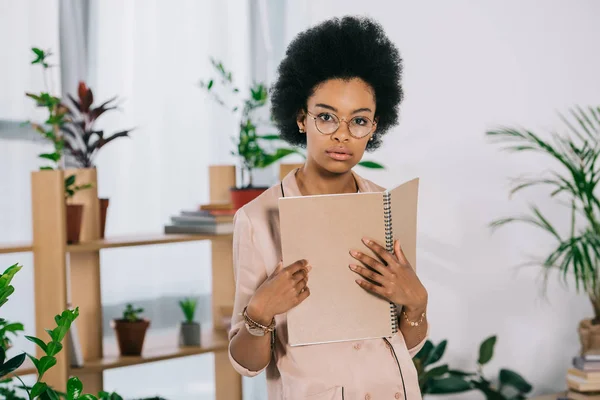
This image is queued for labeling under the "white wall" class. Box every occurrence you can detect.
[282,0,600,397]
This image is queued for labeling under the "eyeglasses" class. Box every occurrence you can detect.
[306,111,376,139]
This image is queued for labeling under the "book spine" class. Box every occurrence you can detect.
[384,191,399,334]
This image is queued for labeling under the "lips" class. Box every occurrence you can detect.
[325,146,353,161]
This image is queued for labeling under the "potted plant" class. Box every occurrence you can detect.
[178,297,200,347]
[486,105,600,354]
[61,81,134,238]
[112,303,150,356]
[199,59,301,208]
[26,48,94,244]
[413,335,532,398]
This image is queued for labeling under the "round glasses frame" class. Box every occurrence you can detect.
[306,111,376,139]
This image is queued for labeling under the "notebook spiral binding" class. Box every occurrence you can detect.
[383,191,399,334]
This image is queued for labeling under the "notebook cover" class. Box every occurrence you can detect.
[278,178,418,346]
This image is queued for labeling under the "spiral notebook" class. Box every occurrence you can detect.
[278,178,419,346]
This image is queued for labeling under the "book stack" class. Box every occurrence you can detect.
[164,202,237,235]
[566,354,600,399]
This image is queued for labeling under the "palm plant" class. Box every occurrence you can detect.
[486,106,600,335]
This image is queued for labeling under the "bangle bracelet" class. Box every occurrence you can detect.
[243,306,275,332]
[402,310,426,327]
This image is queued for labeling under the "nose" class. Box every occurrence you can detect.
[331,120,351,143]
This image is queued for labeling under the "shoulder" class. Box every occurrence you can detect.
[353,171,386,193]
[233,183,282,227]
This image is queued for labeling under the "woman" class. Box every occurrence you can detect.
[228,15,429,399]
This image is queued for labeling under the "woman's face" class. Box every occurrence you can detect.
[298,78,377,175]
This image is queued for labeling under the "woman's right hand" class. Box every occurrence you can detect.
[247,259,311,324]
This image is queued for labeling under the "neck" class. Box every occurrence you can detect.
[295,162,358,196]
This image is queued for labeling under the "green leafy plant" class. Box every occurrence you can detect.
[413,335,532,399]
[122,304,144,322]
[200,59,300,188]
[0,320,24,351]
[26,48,92,198]
[61,81,134,168]
[486,106,600,322]
[178,298,197,323]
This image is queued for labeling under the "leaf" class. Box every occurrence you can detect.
[358,160,385,169]
[0,264,22,290]
[65,174,76,187]
[67,376,83,400]
[40,166,54,171]
[499,368,532,393]
[448,369,476,377]
[427,376,472,394]
[25,336,48,353]
[27,354,40,372]
[37,355,57,377]
[207,79,214,90]
[425,339,447,366]
[31,382,49,398]
[43,388,61,400]
[46,341,63,357]
[0,353,25,378]
[79,395,99,400]
[422,364,449,380]
[257,134,281,140]
[413,340,433,362]
[478,335,497,365]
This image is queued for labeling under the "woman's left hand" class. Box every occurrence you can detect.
[349,237,428,311]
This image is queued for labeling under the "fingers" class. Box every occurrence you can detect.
[285,259,311,275]
[349,264,385,285]
[294,275,308,292]
[394,239,410,267]
[274,260,283,274]
[355,278,385,298]
[297,286,311,303]
[361,237,397,266]
[350,249,389,277]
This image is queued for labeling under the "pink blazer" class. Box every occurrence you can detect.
[228,168,429,400]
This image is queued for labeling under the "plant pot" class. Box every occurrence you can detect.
[578,318,600,355]
[99,198,109,238]
[230,187,268,209]
[179,322,201,347]
[112,319,150,356]
[66,204,84,244]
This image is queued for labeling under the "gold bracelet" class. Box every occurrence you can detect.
[402,310,426,327]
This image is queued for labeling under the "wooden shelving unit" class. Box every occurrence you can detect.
[2,164,284,399]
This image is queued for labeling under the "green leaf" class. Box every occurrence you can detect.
[207,79,214,90]
[478,335,497,365]
[45,329,55,341]
[37,355,57,377]
[425,339,447,366]
[422,364,449,381]
[40,166,54,171]
[43,388,61,400]
[427,376,472,394]
[0,264,21,291]
[448,369,476,377]
[67,376,83,400]
[79,395,99,400]
[49,308,78,343]
[358,160,385,169]
[499,368,532,393]
[25,336,48,353]
[46,341,63,357]
[31,382,48,398]
[0,353,26,378]
[257,134,281,140]
[65,175,76,187]
[27,354,40,372]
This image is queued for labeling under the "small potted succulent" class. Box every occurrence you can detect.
[112,303,150,356]
[178,297,200,346]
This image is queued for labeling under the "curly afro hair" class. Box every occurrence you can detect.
[270,15,403,151]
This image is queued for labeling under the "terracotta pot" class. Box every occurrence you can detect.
[578,318,600,355]
[230,187,268,209]
[99,198,109,238]
[66,204,84,244]
[112,319,150,356]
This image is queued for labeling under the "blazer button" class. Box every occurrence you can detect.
[395,392,402,399]
[364,394,371,400]
[353,343,361,350]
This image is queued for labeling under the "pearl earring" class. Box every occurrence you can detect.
[299,128,305,133]
[369,137,374,141]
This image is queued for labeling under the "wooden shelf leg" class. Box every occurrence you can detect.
[31,170,69,392]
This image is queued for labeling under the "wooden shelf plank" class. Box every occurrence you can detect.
[0,242,33,254]
[71,329,229,373]
[67,233,233,252]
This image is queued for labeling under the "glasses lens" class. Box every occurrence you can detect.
[315,113,339,134]
[349,117,373,138]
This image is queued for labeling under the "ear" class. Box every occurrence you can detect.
[296,109,307,133]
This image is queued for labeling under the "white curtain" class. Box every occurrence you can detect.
[86,1,259,398]
[0,0,61,375]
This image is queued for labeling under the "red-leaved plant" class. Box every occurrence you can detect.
[61,82,134,168]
